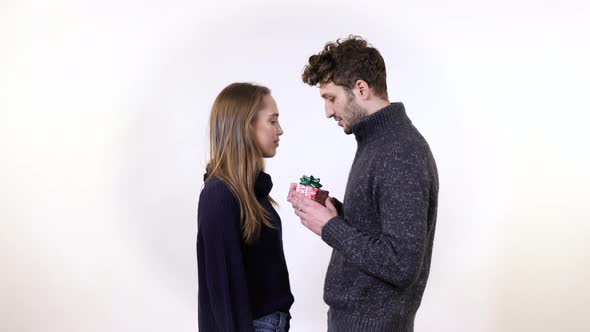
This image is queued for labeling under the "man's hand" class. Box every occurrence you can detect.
[287,191,338,236]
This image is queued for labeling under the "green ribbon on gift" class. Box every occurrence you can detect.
[299,175,323,188]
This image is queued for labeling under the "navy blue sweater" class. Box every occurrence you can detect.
[197,171,294,331]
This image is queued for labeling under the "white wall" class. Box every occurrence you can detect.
[2,1,589,331]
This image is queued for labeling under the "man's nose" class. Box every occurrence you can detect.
[325,105,335,118]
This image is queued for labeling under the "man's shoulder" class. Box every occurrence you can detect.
[368,134,435,182]
[374,135,429,161]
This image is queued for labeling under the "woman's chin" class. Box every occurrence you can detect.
[263,150,277,158]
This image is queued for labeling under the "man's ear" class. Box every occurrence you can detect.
[354,80,370,100]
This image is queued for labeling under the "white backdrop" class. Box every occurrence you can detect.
[2,0,589,331]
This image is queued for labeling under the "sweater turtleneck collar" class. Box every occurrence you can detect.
[351,102,408,143]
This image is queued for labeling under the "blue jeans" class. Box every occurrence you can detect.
[253,311,290,332]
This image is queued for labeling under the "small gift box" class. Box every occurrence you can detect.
[288,175,329,206]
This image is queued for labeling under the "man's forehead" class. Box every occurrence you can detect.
[319,82,338,96]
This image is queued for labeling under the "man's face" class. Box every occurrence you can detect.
[319,82,368,135]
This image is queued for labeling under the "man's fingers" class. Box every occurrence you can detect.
[325,196,337,213]
[294,192,305,199]
[294,207,305,218]
[299,217,308,228]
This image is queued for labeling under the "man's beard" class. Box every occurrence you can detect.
[343,94,369,135]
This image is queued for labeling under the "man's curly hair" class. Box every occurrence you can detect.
[302,35,388,99]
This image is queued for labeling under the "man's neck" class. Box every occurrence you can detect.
[365,99,391,115]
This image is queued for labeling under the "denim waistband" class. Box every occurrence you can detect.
[254,311,290,328]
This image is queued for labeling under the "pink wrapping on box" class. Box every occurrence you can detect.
[287,182,329,206]
[290,183,319,200]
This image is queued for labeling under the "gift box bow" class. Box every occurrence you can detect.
[299,175,323,188]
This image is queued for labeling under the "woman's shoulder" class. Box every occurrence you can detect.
[198,177,241,230]
[199,177,238,207]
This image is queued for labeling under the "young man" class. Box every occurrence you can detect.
[288,36,439,331]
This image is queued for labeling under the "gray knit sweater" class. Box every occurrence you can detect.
[321,103,439,332]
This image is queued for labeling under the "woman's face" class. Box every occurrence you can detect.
[252,94,283,158]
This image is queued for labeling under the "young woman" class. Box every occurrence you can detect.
[197,83,293,331]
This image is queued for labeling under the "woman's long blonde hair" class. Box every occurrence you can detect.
[206,82,275,244]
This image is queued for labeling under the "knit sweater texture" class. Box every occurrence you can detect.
[197,172,294,332]
[321,103,439,332]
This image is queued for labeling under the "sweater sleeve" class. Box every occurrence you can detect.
[321,156,431,289]
[198,181,254,332]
